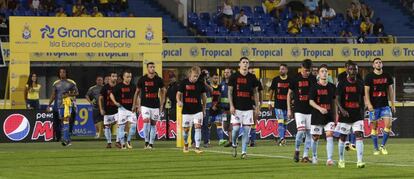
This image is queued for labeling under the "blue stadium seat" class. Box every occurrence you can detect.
[254,6,264,14]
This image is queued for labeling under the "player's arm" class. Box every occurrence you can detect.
[388,84,396,113]
[202,92,207,115]
[335,94,348,117]
[253,87,260,112]
[205,83,213,94]
[228,86,235,115]
[309,100,327,114]
[132,87,141,113]
[268,88,274,110]
[47,89,56,112]
[159,87,166,111]
[287,89,293,118]
[176,91,183,107]
[364,86,373,111]
[110,92,121,107]
[98,95,105,115]
[85,88,93,104]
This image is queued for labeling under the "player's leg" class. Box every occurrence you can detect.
[223,111,233,147]
[380,107,392,155]
[103,115,113,148]
[325,122,335,166]
[182,114,191,152]
[276,109,286,146]
[249,110,258,147]
[294,113,306,162]
[336,122,351,168]
[231,111,241,157]
[93,109,102,138]
[353,120,365,168]
[148,108,160,149]
[310,125,322,164]
[126,113,137,149]
[302,114,312,162]
[241,110,253,159]
[201,109,210,148]
[369,109,380,154]
[142,107,151,149]
[194,112,203,153]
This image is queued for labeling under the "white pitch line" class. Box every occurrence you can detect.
[169,148,414,167]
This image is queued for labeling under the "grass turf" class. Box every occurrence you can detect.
[1,138,414,178]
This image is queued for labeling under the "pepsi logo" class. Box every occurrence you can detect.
[3,114,31,141]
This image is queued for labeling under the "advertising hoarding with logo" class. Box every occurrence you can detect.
[0,110,54,143]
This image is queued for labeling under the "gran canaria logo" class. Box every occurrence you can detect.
[341,47,351,57]
[190,47,199,57]
[241,47,250,57]
[39,26,136,39]
[40,25,55,39]
[392,47,401,57]
[22,23,31,40]
[291,47,300,57]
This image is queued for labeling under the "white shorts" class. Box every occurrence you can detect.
[335,120,364,135]
[117,107,137,124]
[182,112,203,128]
[231,110,254,125]
[141,106,160,121]
[103,114,118,125]
[295,113,311,130]
[311,122,336,135]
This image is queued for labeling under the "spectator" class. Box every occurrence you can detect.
[56,7,67,17]
[340,30,356,44]
[25,73,41,110]
[262,0,286,19]
[360,16,373,35]
[305,11,319,28]
[92,6,104,17]
[347,2,361,21]
[287,16,302,35]
[321,3,336,21]
[104,75,110,85]
[373,18,384,36]
[86,76,104,139]
[73,1,84,16]
[304,0,319,14]
[99,0,110,12]
[165,72,179,121]
[8,0,18,10]
[235,9,248,29]
[360,2,374,19]
[162,31,168,43]
[30,0,41,10]
[222,0,233,29]
[42,0,56,13]
[0,14,9,40]
[80,8,91,17]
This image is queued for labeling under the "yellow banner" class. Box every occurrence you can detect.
[162,43,414,62]
[3,43,414,62]
[9,17,162,53]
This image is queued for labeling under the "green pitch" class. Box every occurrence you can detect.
[1,139,414,178]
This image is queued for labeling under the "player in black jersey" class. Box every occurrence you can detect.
[269,64,291,146]
[177,66,207,154]
[364,58,395,155]
[228,57,259,159]
[133,62,166,149]
[288,59,317,163]
[110,70,137,149]
[99,71,118,148]
[335,62,366,168]
[309,64,337,166]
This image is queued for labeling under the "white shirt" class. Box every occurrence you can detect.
[237,14,247,24]
[322,8,336,18]
[223,2,233,15]
[32,0,40,9]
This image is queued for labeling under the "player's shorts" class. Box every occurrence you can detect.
[231,110,254,125]
[369,106,392,121]
[311,122,335,135]
[335,120,364,135]
[141,106,160,121]
[295,113,311,131]
[117,107,137,124]
[275,108,288,123]
[103,114,118,125]
[58,107,72,119]
[93,109,103,124]
[182,112,203,128]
